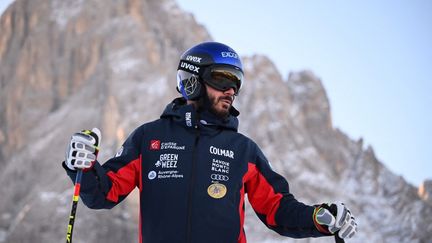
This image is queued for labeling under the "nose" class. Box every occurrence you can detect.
[223,87,235,96]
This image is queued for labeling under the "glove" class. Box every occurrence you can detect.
[65,128,101,171]
[313,202,357,239]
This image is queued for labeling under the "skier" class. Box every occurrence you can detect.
[63,42,357,243]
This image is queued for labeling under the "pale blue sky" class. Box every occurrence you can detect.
[1,0,431,186]
[175,0,432,186]
[0,1,10,15]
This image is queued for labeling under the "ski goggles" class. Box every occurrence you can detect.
[202,65,243,94]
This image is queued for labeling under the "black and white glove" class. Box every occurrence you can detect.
[313,202,357,239]
[65,128,101,171]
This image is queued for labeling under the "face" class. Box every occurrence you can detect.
[205,84,235,118]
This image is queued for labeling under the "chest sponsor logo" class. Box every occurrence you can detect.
[209,146,234,159]
[148,171,157,180]
[150,140,161,150]
[151,140,186,151]
[207,183,227,199]
[155,153,178,168]
[156,170,184,179]
[161,142,185,150]
[211,158,230,174]
[150,153,184,180]
[211,173,229,182]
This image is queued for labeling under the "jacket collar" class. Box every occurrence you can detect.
[161,97,239,132]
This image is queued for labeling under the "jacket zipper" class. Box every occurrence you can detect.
[186,122,201,243]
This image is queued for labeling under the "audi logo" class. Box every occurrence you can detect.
[211,174,229,181]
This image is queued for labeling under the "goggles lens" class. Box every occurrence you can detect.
[203,66,243,94]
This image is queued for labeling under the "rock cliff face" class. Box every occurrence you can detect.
[0,0,208,164]
[419,180,432,205]
[239,57,432,243]
[0,0,431,242]
[0,0,209,242]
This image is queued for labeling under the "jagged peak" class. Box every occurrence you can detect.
[243,54,282,80]
[286,70,325,98]
[240,54,285,98]
[419,179,432,205]
[286,70,332,130]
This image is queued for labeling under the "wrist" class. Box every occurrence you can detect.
[82,161,96,172]
[62,161,76,171]
[313,207,331,235]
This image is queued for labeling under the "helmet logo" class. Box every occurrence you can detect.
[186,55,202,63]
[221,52,238,59]
[180,61,200,74]
[184,76,199,96]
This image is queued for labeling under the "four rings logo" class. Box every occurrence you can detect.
[211,174,229,181]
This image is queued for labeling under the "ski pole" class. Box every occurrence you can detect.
[66,169,83,243]
[335,233,345,243]
[320,203,345,243]
[330,207,345,243]
[65,128,101,243]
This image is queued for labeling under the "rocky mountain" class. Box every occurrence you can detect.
[419,180,432,206]
[0,0,431,242]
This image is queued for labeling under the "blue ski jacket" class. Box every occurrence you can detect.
[64,98,327,243]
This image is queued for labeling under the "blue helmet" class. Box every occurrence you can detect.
[177,42,244,100]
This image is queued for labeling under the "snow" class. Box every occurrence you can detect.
[109,47,143,75]
[290,82,308,96]
[242,57,255,73]
[162,0,183,16]
[267,121,282,132]
[97,16,137,35]
[142,76,169,97]
[50,0,84,28]
[0,230,5,242]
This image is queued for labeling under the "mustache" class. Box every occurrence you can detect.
[219,95,234,103]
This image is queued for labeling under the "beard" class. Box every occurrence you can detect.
[206,94,233,119]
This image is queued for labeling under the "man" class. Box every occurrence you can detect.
[64,42,357,243]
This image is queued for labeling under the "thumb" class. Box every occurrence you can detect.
[91,128,101,143]
[315,207,340,233]
[315,207,336,226]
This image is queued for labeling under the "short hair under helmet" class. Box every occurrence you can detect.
[177,42,244,100]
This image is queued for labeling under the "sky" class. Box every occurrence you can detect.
[0,1,9,16]
[178,0,432,187]
[1,0,431,186]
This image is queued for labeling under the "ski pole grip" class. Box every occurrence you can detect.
[326,204,345,243]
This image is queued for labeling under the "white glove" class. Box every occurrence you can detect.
[313,202,357,239]
[65,128,101,170]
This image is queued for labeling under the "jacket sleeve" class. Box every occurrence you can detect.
[63,127,142,209]
[244,146,327,238]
